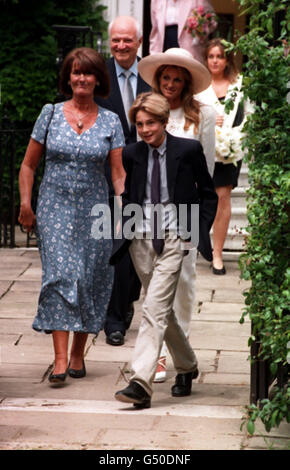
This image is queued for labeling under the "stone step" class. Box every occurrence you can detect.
[224,228,248,251]
[228,208,248,232]
[211,163,249,252]
[231,206,247,215]
[238,165,249,188]
[221,251,243,261]
[211,226,247,252]
[231,187,247,207]
[210,208,247,232]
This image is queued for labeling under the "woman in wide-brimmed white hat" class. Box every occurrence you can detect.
[138,48,215,175]
[138,47,216,383]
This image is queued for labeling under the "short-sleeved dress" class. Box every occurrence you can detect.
[31,102,124,334]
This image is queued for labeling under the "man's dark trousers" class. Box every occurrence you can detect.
[96,57,150,338]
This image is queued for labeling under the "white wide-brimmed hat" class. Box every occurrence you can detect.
[138,48,211,94]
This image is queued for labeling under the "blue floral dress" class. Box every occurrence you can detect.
[31,102,124,334]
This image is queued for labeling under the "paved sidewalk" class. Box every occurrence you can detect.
[0,248,289,451]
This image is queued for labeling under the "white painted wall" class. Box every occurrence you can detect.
[102,0,143,21]
[100,0,144,55]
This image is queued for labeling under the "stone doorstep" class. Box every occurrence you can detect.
[0,397,245,420]
[0,407,245,450]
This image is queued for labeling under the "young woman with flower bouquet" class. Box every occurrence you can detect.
[196,38,254,274]
[149,0,217,64]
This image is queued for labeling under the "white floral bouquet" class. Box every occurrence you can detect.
[215,126,245,165]
[185,6,218,44]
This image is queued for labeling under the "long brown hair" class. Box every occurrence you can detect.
[205,38,239,83]
[153,65,201,134]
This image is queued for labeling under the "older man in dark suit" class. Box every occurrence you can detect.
[96,16,151,346]
[112,92,218,408]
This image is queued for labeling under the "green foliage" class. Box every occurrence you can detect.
[0,0,108,125]
[236,0,290,434]
[0,0,108,216]
[241,387,290,436]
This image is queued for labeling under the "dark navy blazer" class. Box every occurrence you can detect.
[110,132,218,265]
[95,57,151,145]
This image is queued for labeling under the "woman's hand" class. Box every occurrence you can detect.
[18,204,36,232]
[216,114,224,127]
[18,138,43,232]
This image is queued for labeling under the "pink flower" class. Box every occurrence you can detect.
[188,17,198,29]
[185,8,218,38]
[196,6,205,15]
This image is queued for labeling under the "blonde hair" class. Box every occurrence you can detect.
[154,65,201,134]
[129,92,170,125]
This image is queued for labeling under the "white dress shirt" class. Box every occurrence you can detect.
[135,135,178,236]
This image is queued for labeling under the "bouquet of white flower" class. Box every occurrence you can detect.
[215,126,245,165]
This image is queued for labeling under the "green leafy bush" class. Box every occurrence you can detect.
[236,0,290,434]
[0,0,108,125]
[0,0,108,219]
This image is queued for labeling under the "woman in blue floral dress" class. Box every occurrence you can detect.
[18,48,125,384]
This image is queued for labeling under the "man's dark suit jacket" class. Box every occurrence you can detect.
[95,57,151,145]
[110,132,218,265]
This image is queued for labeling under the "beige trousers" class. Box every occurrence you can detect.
[129,236,198,396]
[160,248,197,357]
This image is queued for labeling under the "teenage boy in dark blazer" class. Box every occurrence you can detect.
[112,92,218,409]
[96,16,151,347]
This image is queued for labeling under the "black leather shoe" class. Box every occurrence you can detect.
[68,360,86,379]
[106,331,124,346]
[115,381,151,409]
[48,368,68,384]
[171,369,199,397]
[125,304,134,330]
[212,265,226,275]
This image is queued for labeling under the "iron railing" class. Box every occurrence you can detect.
[250,337,289,404]
[0,127,31,247]
[1,25,103,248]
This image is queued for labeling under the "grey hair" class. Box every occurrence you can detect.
[109,16,143,40]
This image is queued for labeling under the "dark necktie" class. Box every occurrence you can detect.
[122,70,134,126]
[151,149,164,255]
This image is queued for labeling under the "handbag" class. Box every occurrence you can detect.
[44,104,55,147]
